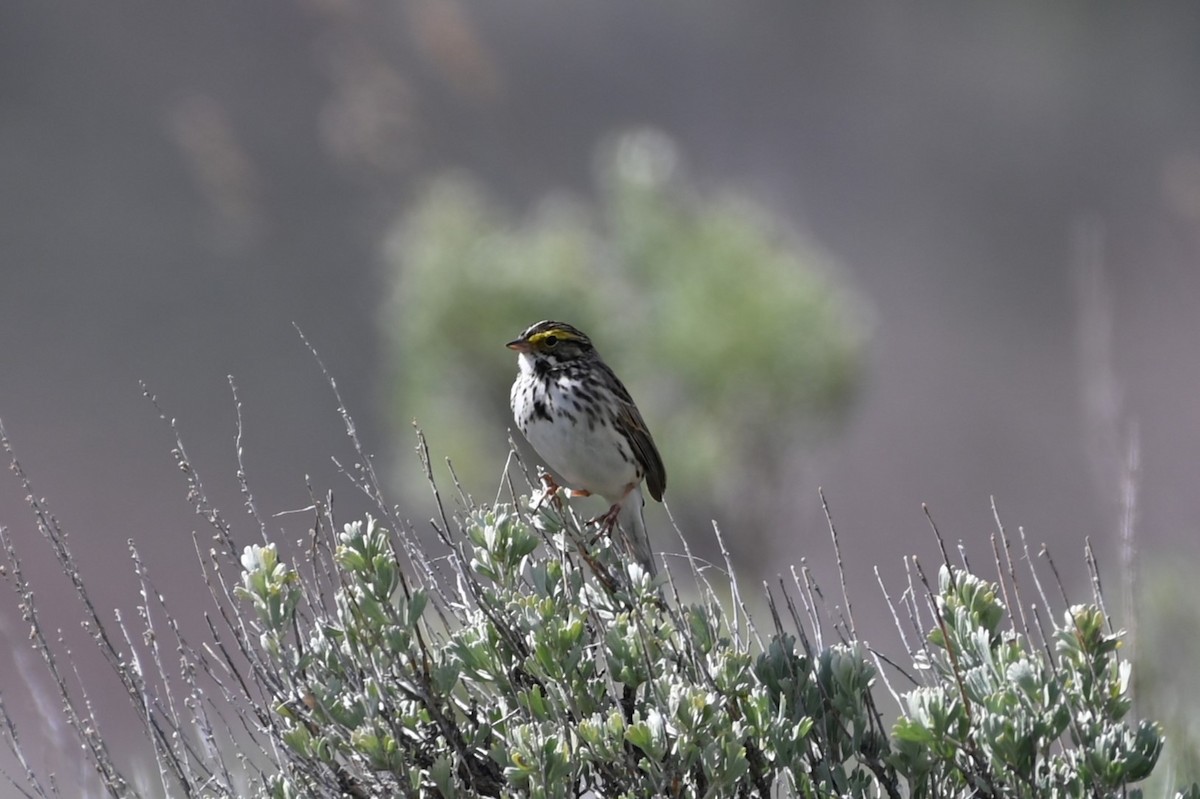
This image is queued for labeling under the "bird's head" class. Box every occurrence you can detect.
[507,320,596,369]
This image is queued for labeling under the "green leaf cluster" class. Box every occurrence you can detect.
[235,505,1164,798]
[893,565,1161,798]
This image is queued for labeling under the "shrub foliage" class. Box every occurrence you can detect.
[0,389,1184,798]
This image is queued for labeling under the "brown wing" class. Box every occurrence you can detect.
[619,402,667,501]
[603,362,667,502]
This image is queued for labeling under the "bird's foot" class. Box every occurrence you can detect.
[532,474,594,509]
[585,503,623,537]
[531,472,596,513]
[530,472,562,513]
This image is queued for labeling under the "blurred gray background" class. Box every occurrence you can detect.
[2,2,1199,789]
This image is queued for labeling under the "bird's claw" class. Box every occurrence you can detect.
[528,473,561,514]
[531,472,596,513]
[585,503,623,543]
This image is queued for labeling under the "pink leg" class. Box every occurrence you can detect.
[530,472,561,512]
[586,484,637,532]
[532,473,592,511]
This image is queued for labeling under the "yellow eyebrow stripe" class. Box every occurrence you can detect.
[528,329,582,345]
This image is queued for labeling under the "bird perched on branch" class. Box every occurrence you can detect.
[507,320,666,576]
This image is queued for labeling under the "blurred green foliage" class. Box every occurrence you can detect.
[1131,561,1200,792]
[380,129,869,507]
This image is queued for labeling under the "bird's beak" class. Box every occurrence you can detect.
[506,338,530,353]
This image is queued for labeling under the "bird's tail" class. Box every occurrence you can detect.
[616,486,657,578]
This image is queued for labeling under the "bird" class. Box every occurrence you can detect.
[507,320,666,576]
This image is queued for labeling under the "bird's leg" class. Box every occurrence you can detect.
[530,471,562,513]
[588,504,622,532]
[532,472,594,513]
[532,467,599,511]
[583,504,625,548]
[585,484,636,538]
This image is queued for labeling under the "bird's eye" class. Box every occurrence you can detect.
[543,335,559,348]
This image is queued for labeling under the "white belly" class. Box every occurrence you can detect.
[512,368,639,501]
